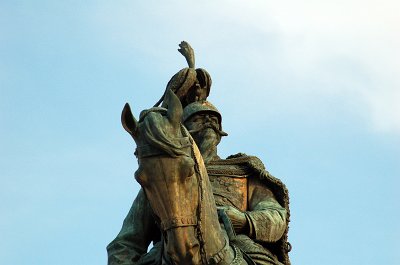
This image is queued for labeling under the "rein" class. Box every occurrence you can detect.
[182,123,208,264]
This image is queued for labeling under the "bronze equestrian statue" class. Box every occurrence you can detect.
[107,42,291,265]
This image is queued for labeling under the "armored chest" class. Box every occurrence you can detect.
[206,163,248,211]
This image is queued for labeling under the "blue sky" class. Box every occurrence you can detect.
[1,1,399,264]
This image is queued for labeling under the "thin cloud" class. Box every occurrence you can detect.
[90,0,400,134]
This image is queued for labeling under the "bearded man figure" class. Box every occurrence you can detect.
[107,100,291,265]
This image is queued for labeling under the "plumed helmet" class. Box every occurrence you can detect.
[165,67,197,104]
[195,68,212,96]
[182,101,222,127]
[154,41,213,108]
[165,68,211,108]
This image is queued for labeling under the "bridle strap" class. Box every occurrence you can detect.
[160,215,198,231]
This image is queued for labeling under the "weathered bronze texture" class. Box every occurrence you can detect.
[154,42,211,109]
[107,42,291,265]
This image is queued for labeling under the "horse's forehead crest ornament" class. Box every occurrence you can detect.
[138,107,167,122]
[121,89,183,142]
[121,89,193,160]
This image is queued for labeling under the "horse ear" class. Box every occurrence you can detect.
[121,103,138,138]
[165,89,183,125]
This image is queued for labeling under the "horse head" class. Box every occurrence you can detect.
[121,89,202,264]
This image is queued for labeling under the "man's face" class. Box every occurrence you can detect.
[184,112,221,147]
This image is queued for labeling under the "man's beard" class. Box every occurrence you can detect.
[194,127,221,152]
[189,124,222,157]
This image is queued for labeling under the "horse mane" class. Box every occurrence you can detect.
[140,110,188,157]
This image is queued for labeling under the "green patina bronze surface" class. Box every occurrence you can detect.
[107,42,291,265]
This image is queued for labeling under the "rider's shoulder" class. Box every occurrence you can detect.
[225,153,266,172]
[224,153,287,188]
